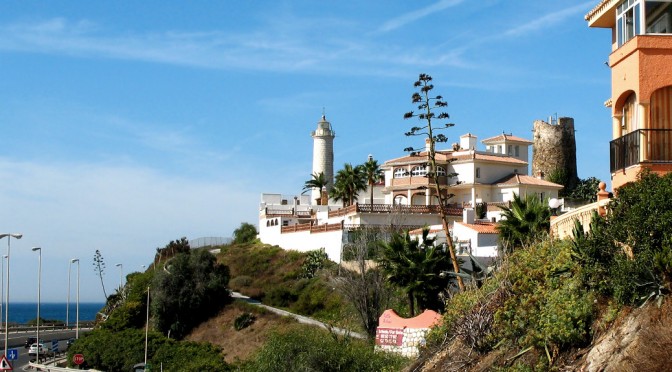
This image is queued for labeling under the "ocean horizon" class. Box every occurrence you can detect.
[2,302,105,324]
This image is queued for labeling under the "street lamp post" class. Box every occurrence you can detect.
[116,263,123,290]
[145,286,150,366]
[1,233,23,358]
[0,255,6,332]
[67,259,73,329]
[71,259,80,339]
[32,247,42,362]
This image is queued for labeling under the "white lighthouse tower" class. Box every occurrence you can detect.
[311,114,335,204]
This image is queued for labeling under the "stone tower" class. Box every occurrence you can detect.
[532,116,579,192]
[311,115,335,203]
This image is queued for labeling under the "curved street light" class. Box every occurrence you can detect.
[0,233,22,357]
[32,247,42,362]
[71,258,80,339]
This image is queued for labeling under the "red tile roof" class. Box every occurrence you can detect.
[455,221,499,234]
[493,173,563,188]
[481,134,533,144]
[384,151,527,166]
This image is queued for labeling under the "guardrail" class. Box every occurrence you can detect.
[3,322,96,333]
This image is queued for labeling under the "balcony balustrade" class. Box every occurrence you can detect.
[611,129,672,172]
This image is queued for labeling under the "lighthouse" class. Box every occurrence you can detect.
[311,115,335,204]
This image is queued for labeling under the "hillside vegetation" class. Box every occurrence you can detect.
[414,171,672,371]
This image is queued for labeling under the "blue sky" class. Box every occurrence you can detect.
[0,1,611,302]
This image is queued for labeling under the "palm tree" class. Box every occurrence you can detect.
[497,193,551,250]
[377,229,453,316]
[361,157,384,211]
[329,181,348,207]
[331,163,367,207]
[303,172,329,204]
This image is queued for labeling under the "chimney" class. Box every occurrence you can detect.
[537,170,545,180]
[463,208,475,224]
[460,133,477,151]
[425,138,431,152]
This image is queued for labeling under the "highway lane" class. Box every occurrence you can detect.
[0,329,87,369]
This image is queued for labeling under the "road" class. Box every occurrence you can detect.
[0,328,83,370]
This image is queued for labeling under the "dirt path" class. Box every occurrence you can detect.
[230,291,365,339]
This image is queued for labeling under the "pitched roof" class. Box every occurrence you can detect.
[383,151,527,167]
[481,134,533,145]
[454,153,527,165]
[408,225,444,236]
[454,221,499,234]
[493,173,564,188]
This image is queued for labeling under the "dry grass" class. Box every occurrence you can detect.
[186,301,296,364]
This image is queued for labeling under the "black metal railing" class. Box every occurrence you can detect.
[610,129,672,172]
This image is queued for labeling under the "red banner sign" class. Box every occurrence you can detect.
[375,327,404,346]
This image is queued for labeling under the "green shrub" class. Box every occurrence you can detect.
[234,313,256,331]
[494,240,594,349]
[239,326,408,372]
[301,248,329,279]
[263,287,297,308]
[229,275,253,290]
[570,172,672,306]
[68,328,229,371]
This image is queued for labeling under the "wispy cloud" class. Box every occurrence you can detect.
[0,15,469,78]
[501,1,594,37]
[376,0,465,33]
[0,17,333,71]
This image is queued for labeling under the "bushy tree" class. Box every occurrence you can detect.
[154,237,191,267]
[569,177,602,202]
[233,222,257,244]
[152,249,231,339]
[68,328,229,371]
[100,270,154,331]
[571,171,672,305]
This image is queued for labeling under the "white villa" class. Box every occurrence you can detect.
[258,116,563,263]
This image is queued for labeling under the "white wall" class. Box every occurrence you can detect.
[260,225,344,262]
[452,222,499,258]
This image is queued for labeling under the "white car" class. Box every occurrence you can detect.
[28,343,48,356]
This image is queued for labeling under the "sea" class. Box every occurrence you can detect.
[3,303,105,324]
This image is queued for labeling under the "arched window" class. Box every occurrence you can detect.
[411,166,427,177]
[394,195,408,205]
[436,166,446,176]
[622,92,637,133]
[649,85,672,161]
[394,168,409,178]
[411,193,425,206]
[266,221,270,227]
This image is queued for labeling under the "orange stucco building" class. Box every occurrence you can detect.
[587,1,672,189]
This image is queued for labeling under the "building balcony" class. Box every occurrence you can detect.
[327,203,463,219]
[610,129,672,173]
